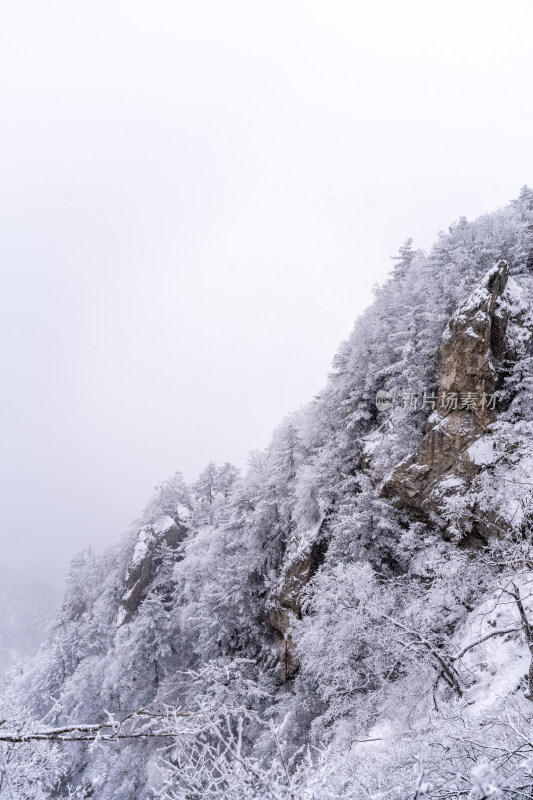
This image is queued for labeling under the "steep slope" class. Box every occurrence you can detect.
[4,187,533,799]
[383,260,533,533]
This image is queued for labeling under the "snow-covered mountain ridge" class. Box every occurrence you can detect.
[4,188,533,798]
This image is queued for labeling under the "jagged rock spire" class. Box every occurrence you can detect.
[382,261,516,521]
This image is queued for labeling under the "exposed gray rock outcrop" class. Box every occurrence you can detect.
[119,510,190,625]
[266,523,328,680]
[382,261,531,529]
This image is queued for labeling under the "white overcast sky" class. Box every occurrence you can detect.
[1,0,533,586]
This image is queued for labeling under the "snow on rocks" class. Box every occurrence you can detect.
[127,526,155,572]
[467,438,496,466]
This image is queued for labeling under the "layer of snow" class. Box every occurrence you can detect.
[436,420,533,530]
[455,574,533,715]
[362,429,384,456]
[466,326,479,339]
[437,475,466,490]
[503,276,526,311]
[153,515,176,535]
[127,527,154,572]
[467,438,496,466]
[176,504,191,521]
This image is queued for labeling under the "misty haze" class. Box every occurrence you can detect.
[2,1,533,798]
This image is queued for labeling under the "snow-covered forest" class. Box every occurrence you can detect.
[3,189,533,798]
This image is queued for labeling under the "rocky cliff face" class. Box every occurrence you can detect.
[119,508,190,625]
[266,529,328,680]
[382,261,532,538]
[261,260,533,681]
[267,263,523,678]
[104,261,532,681]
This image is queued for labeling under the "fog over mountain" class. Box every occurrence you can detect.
[3,2,533,798]
[2,189,533,798]
[0,567,59,684]
[2,1,533,588]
